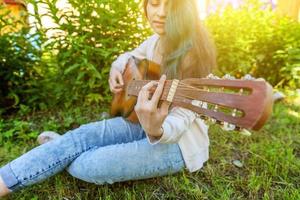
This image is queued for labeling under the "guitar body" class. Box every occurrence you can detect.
[110,58,161,123]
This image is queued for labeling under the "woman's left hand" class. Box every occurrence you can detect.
[134,75,170,138]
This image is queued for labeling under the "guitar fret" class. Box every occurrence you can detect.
[167,79,179,102]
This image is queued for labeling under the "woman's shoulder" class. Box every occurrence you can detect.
[148,33,160,41]
[133,34,160,59]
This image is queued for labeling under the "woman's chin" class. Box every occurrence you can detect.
[154,29,165,36]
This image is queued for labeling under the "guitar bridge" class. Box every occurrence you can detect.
[166,79,179,102]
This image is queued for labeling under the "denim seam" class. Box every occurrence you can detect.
[103,119,112,146]
[23,143,97,183]
[8,163,26,189]
[2,163,27,190]
[7,163,20,184]
[21,151,82,183]
[69,129,95,152]
[70,131,84,152]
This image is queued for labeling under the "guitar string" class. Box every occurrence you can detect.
[130,81,240,109]
[128,82,202,98]
[130,81,244,109]
[131,80,245,95]
[128,82,242,124]
[130,81,209,97]
[128,81,249,129]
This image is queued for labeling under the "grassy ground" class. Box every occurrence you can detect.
[0,91,299,200]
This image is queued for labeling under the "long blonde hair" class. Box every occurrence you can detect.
[143,0,217,79]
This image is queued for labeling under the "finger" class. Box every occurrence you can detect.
[114,84,123,89]
[137,88,149,103]
[112,88,123,93]
[138,81,157,103]
[109,80,122,92]
[110,78,123,89]
[159,101,171,116]
[116,72,124,85]
[140,81,158,100]
[110,76,118,87]
[141,81,158,92]
[151,75,166,106]
[109,79,114,92]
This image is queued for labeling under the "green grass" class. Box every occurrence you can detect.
[0,92,299,200]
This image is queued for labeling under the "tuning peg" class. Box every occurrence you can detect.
[200,115,208,120]
[209,118,217,124]
[207,74,220,79]
[222,74,235,80]
[222,122,236,131]
[240,129,252,136]
[234,126,242,131]
[231,108,237,117]
[207,73,214,79]
[213,105,219,112]
[195,113,207,121]
[242,74,256,80]
[192,100,203,108]
[216,120,224,125]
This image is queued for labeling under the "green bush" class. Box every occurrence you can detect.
[0,6,42,112]
[28,0,151,108]
[206,0,300,88]
[1,0,152,112]
[1,0,299,114]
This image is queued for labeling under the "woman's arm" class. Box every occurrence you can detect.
[134,75,170,139]
[133,74,197,145]
[109,34,158,94]
[146,107,197,144]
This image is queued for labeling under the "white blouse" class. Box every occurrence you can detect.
[111,34,209,172]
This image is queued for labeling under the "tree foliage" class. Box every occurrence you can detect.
[0,0,299,113]
[206,0,300,87]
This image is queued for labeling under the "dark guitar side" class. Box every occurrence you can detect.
[110,58,161,123]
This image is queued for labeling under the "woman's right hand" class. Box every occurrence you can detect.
[109,68,124,94]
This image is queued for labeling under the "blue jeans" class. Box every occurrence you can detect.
[0,117,185,192]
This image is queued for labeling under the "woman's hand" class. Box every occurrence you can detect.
[109,68,124,94]
[134,75,170,138]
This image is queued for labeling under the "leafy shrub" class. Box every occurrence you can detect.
[0,6,42,112]
[28,0,151,108]
[206,0,300,88]
[0,118,39,145]
[0,0,151,112]
[1,0,299,114]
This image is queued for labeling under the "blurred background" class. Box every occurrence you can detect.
[0,0,299,112]
[0,1,299,199]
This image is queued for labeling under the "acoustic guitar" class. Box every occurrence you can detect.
[110,57,273,131]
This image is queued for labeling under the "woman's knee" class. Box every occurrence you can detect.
[66,146,132,185]
[65,143,185,185]
[65,149,108,184]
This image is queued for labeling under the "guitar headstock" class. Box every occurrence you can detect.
[171,74,273,131]
[125,73,273,131]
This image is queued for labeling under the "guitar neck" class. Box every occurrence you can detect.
[127,80,172,101]
[125,78,273,131]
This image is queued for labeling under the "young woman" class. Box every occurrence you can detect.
[0,0,216,196]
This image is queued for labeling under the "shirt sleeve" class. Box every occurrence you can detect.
[110,34,157,74]
[146,107,197,144]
